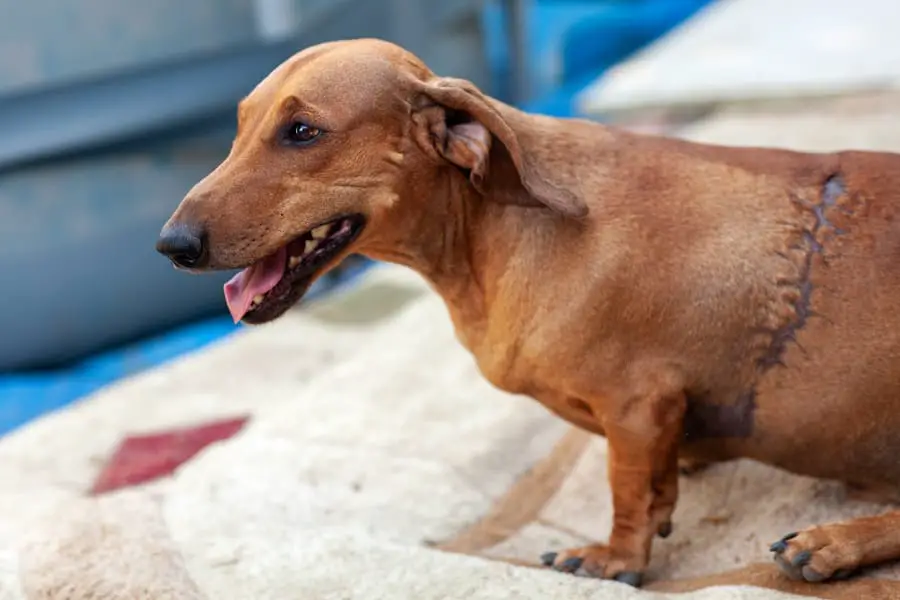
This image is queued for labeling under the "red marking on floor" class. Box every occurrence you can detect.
[90,415,250,495]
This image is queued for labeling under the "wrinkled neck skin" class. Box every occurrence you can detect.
[360,168,508,343]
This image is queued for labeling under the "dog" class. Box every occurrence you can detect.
[157,38,900,589]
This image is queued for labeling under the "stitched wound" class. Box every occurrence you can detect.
[757,174,846,371]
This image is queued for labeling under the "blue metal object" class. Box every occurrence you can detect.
[483,0,715,116]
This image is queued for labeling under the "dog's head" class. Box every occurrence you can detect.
[157,38,586,324]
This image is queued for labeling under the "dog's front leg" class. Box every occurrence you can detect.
[542,390,686,587]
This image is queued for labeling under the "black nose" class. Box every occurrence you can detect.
[156,222,208,269]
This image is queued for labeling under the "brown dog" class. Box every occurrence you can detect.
[157,39,900,588]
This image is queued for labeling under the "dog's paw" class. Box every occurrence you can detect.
[539,545,643,586]
[769,529,857,583]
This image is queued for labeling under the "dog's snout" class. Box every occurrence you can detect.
[156,222,208,269]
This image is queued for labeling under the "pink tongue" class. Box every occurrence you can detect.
[223,247,287,323]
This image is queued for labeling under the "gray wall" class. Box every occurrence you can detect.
[0,0,259,94]
[0,0,489,96]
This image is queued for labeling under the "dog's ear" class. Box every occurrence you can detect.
[411,77,587,218]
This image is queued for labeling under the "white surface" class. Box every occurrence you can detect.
[578,0,900,116]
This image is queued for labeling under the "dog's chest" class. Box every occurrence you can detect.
[445,315,534,397]
[461,331,528,394]
[462,321,584,399]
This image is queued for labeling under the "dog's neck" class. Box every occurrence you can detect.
[361,168,509,338]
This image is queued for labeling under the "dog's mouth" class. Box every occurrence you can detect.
[223,214,365,324]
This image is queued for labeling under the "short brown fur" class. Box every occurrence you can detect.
[160,39,900,591]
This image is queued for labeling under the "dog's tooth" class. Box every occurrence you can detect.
[252,294,264,306]
[312,225,330,239]
[304,239,318,255]
[288,255,302,268]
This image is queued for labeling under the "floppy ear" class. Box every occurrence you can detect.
[410,77,587,218]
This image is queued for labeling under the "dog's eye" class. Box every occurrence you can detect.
[285,121,320,145]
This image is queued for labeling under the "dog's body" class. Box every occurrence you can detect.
[157,39,900,589]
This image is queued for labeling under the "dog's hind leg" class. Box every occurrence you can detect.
[770,510,900,583]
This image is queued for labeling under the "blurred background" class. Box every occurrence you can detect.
[1,0,898,436]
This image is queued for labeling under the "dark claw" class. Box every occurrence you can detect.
[657,521,673,538]
[791,550,812,568]
[769,532,798,553]
[540,552,558,567]
[613,571,644,587]
[556,557,584,573]
[800,566,827,583]
[774,554,802,581]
